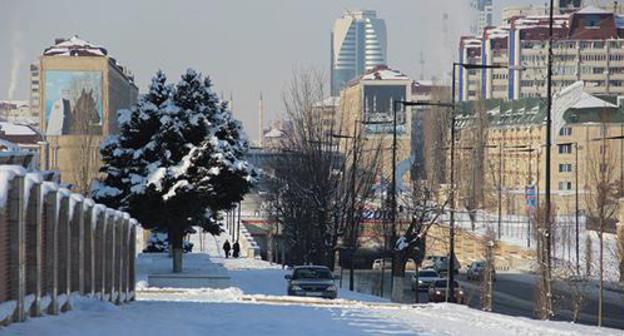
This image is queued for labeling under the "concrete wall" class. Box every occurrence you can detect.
[0,166,138,326]
[425,225,535,271]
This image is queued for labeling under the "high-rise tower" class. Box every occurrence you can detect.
[471,0,493,35]
[330,10,387,96]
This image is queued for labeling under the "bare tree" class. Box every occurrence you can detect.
[585,122,619,327]
[390,179,448,302]
[534,201,555,319]
[481,228,496,312]
[422,87,451,190]
[266,68,380,275]
[456,98,489,231]
[70,89,102,194]
[586,233,594,277]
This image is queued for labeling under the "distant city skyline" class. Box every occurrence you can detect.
[2,0,538,142]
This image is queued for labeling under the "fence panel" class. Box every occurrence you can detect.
[83,202,94,296]
[24,179,41,317]
[56,193,70,311]
[42,187,58,315]
[70,196,84,294]
[0,171,138,327]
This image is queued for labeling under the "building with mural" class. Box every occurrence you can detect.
[35,36,138,192]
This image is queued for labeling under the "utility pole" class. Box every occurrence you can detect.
[543,0,555,318]
[498,143,503,239]
[447,64,458,303]
[349,124,358,291]
[575,142,580,274]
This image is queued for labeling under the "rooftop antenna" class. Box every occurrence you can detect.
[258,93,264,147]
[419,52,425,80]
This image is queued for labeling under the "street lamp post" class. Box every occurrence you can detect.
[449,62,515,302]
[332,125,359,291]
[558,141,581,274]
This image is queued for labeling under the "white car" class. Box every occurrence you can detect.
[372,258,416,271]
[422,255,444,269]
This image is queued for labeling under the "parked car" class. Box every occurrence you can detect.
[285,265,338,299]
[421,255,443,269]
[466,261,496,281]
[434,255,460,276]
[411,269,439,291]
[372,258,391,270]
[427,279,465,304]
[372,258,416,270]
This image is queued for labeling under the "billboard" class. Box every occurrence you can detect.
[44,70,103,135]
[362,85,407,135]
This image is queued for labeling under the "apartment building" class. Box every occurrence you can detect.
[459,6,624,102]
[338,65,413,185]
[453,83,624,217]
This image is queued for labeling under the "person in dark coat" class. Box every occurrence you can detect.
[232,241,241,258]
[223,240,231,258]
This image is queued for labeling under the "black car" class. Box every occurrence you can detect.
[427,279,465,304]
[285,265,338,299]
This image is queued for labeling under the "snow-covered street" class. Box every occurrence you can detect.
[1,249,622,336]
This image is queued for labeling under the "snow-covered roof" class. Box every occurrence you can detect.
[43,35,108,57]
[361,66,410,81]
[576,6,610,15]
[0,100,28,107]
[571,94,617,109]
[264,128,285,138]
[0,122,39,136]
[313,96,340,107]
[0,139,20,152]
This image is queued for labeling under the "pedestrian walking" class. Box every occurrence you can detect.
[232,241,240,258]
[223,240,231,258]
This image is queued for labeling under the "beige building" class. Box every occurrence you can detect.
[36,36,138,192]
[337,65,413,185]
[453,85,624,218]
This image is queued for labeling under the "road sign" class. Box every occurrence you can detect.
[525,185,536,208]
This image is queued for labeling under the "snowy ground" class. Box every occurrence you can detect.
[441,211,621,282]
[2,231,622,335]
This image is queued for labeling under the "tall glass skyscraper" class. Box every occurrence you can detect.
[330,10,387,97]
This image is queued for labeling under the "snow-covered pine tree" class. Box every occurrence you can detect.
[92,70,170,209]
[93,69,254,273]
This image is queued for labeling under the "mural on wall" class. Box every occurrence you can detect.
[44,70,103,135]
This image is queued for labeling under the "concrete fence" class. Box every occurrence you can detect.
[0,166,139,326]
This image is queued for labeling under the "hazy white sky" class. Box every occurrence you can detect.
[2,0,537,141]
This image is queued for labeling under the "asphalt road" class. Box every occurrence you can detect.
[343,269,624,330]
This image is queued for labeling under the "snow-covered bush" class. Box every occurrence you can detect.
[143,232,194,253]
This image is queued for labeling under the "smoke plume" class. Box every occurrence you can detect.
[7,27,23,100]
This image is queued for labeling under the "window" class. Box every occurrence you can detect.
[559,127,572,136]
[558,182,573,190]
[585,16,600,28]
[559,163,573,172]
[558,144,572,154]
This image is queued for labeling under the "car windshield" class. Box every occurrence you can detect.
[433,280,459,288]
[292,268,333,280]
[419,271,437,277]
